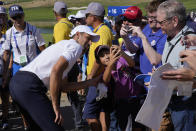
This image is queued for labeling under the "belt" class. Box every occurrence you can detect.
[13,61,26,67]
[13,61,20,65]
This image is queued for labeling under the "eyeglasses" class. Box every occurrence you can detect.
[11,15,23,20]
[156,17,173,25]
[147,16,157,20]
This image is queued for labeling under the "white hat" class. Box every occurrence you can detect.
[75,10,85,19]
[68,14,76,20]
[70,25,100,42]
[0,6,6,14]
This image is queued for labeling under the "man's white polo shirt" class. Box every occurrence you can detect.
[21,39,83,89]
[2,22,45,63]
[162,25,193,67]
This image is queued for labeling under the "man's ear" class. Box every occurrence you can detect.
[173,16,178,28]
[53,11,57,16]
[75,32,80,38]
[73,32,80,42]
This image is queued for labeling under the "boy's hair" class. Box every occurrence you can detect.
[95,45,110,64]
[145,0,166,13]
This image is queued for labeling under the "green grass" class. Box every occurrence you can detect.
[23,0,196,23]
[21,0,196,42]
[41,33,53,45]
[16,0,33,2]
[54,0,148,7]
[5,0,33,4]
[179,0,196,12]
[24,7,55,22]
[22,0,149,23]
[24,7,78,22]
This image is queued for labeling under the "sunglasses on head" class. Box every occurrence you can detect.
[11,15,23,20]
[76,18,84,22]
[121,16,138,23]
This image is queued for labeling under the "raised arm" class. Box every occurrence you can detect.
[103,46,121,84]
[131,26,163,66]
[120,24,139,53]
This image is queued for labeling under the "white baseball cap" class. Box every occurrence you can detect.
[75,10,85,19]
[70,25,100,42]
[0,6,6,14]
[68,14,76,20]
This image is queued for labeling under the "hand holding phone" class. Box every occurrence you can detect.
[125,25,132,34]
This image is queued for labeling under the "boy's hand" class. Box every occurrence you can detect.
[109,45,121,66]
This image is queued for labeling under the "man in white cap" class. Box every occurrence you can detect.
[9,25,100,131]
[75,10,86,26]
[53,1,73,43]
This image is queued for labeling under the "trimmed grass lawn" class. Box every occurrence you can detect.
[41,33,53,46]
[23,0,195,42]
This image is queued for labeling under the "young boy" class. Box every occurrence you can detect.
[96,45,145,131]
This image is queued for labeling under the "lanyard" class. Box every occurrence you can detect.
[13,23,29,55]
[94,23,104,33]
[165,37,181,63]
[165,28,189,63]
[0,35,5,46]
[0,41,3,49]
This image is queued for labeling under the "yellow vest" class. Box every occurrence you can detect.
[53,18,73,43]
[87,23,113,75]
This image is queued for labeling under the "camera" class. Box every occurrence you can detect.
[125,25,132,34]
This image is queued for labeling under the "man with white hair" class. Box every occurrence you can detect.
[9,25,100,131]
[156,0,196,130]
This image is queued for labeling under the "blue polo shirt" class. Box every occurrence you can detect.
[136,24,167,74]
[121,35,142,51]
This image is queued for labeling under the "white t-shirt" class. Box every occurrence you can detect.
[21,39,83,89]
[2,22,45,63]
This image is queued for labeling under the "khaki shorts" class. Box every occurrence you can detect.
[152,111,174,131]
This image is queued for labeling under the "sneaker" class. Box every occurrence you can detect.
[24,126,30,131]
[2,122,9,130]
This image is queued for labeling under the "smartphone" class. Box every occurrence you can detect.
[125,25,132,34]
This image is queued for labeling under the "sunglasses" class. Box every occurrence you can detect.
[11,15,23,20]
[76,18,84,22]
[121,16,138,23]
